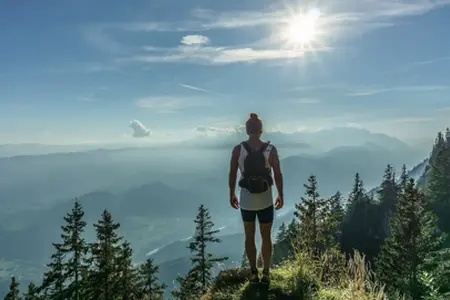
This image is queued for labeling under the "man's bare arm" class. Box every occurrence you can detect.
[229,145,240,197]
[270,146,283,198]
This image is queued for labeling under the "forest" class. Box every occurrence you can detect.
[3,128,450,300]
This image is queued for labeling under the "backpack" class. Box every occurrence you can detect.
[238,141,273,194]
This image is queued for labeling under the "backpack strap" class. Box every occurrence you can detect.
[241,142,253,153]
[242,141,271,153]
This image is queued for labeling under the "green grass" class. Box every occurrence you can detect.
[203,250,394,300]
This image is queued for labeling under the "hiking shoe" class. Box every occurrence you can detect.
[249,268,259,284]
[260,269,270,284]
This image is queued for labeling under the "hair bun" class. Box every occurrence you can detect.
[249,113,258,119]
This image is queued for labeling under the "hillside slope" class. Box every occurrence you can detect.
[203,251,390,300]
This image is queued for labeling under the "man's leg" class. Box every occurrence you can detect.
[244,221,257,270]
[258,206,274,274]
[241,210,257,271]
[260,222,273,271]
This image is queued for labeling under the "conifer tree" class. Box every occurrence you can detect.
[186,205,228,296]
[59,200,87,300]
[276,222,287,242]
[90,210,122,300]
[294,175,327,255]
[426,140,450,235]
[23,283,40,300]
[430,131,446,166]
[400,164,409,191]
[322,191,344,249]
[272,222,291,264]
[137,258,166,300]
[171,270,198,300]
[341,173,381,262]
[286,218,299,243]
[377,164,399,215]
[115,241,138,300]
[4,276,20,300]
[41,243,66,300]
[274,218,299,263]
[376,179,446,299]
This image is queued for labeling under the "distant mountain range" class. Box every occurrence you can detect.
[183,126,423,152]
[0,127,435,296]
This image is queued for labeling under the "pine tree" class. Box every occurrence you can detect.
[430,132,446,166]
[23,283,40,300]
[376,179,446,299]
[272,222,289,264]
[138,258,166,300]
[445,127,450,146]
[426,141,450,236]
[341,173,382,263]
[377,164,399,215]
[322,191,344,249]
[59,200,87,300]
[286,218,299,243]
[4,276,20,300]
[273,219,298,264]
[400,164,409,191]
[115,241,138,300]
[186,205,228,296]
[41,243,66,300]
[276,222,287,243]
[90,210,122,300]
[171,270,198,300]
[294,175,327,256]
[345,173,365,213]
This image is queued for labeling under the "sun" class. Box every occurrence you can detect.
[282,8,321,48]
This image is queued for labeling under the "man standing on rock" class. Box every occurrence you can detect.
[228,112,284,284]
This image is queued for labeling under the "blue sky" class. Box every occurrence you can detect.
[1,0,450,144]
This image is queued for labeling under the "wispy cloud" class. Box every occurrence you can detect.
[78,95,96,102]
[122,36,330,66]
[195,125,241,134]
[437,107,450,112]
[412,56,450,66]
[179,84,218,95]
[116,1,450,33]
[392,56,450,74]
[83,0,450,68]
[135,96,209,113]
[346,85,449,97]
[285,84,346,92]
[290,98,321,104]
[390,116,434,123]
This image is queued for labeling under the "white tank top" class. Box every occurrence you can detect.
[238,142,274,211]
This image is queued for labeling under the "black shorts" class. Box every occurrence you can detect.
[241,205,274,224]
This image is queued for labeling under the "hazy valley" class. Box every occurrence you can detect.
[0,127,433,296]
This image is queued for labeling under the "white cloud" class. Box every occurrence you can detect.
[391,116,434,123]
[181,35,209,45]
[135,96,209,113]
[129,120,151,138]
[346,85,449,97]
[105,1,450,38]
[179,84,218,95]
[290,98,321,104]
[83,0,450,69]
[195,125,243,134]
[437,107,450,112]
[123,44,329,66]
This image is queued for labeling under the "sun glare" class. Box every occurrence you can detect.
[282,8,322,48]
